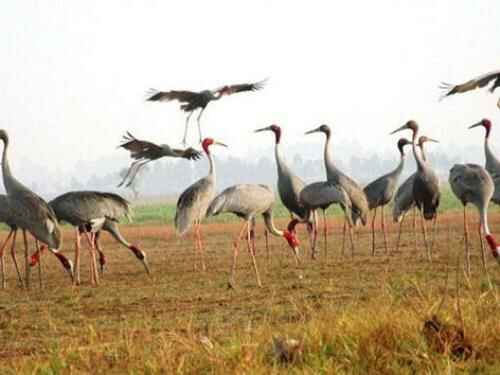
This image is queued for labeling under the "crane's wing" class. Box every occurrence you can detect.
[170,147,203,161]
[440,70,500,99]
[207,184,274,217]
[118,132,164,161]
[146,89,198,103]
[217,79,267,96]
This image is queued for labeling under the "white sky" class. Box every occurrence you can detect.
[1,1,499,174]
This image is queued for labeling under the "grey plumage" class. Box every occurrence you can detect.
[440,70,500,100]
[304,124,369,226]
[469,119,500,205]
[300,181,352,223]
[449,163,497,269]
[49,190,148,283]
[207,184,300,286]
[174,138,226,271]
[0,129,72,288]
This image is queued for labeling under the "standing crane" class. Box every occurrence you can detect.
[254,125,317,258]
[0,129,73,289]
[449,164,493,275]
[440,70,500,109]
[207,184,300,288]
[175,138,227,271]
[304,124,369,255]
[364,138,411,255]
[30,191,149,285]
[147,79,266,145]
[390,121,440,260]
[393,136,439,252]
[469,119,500,204]
[117,132,202,187]
[299,181,352,258]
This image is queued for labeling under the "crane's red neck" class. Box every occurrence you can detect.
[202,138,214,154]
[269,124,282,144]
[482,119,492,139]
[485,234,500,261]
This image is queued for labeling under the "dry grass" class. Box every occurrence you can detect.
[0,212,499,374]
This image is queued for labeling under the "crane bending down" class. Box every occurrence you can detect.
[147,79,266,145]
[175,138,227,271]
[393,136,439,252]
[469,119,500,204]
[0,129,73,289]
[118,132,202,187]
[304,124,369,255]
[364,138,411,255]
[449,164,500,270]
[299,181,352,258]
[390,121,440,260]
[254,125,318,258]
[440,70,500,109]
[207,184,300,288]
[31,191,149,285]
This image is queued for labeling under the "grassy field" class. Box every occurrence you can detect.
[0,187,500,374]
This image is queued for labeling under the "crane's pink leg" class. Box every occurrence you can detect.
[35,239,42,289]
[83,231,99,286]
[413,207,417,252]
[323,209,328,260]
[196,222,206,272]
[246,221,262,287]
[341,221,346,256]
[250,218,256,255]
[9,230,23,287]
[22,230,31,290]
[229,221,248,288]
[463,206,470,276]
[0,230,14,289]
[196,108,205,144]
[371,207,378,256]
[381,205,389,254]
[265,229,270,268]
[94,232,106,275]
[478,222,487,272]
[419,211,431,262]
[349,225,356,257]
[74,228,81,285]
[395,213,406,254]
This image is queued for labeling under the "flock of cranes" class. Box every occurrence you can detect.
[1,71,500,291]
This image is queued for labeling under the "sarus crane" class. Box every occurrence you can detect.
[175,138,227,271]
[117,132,202,187]
[449,163,500,271]
[393,136,439,252]
[304,124,369,255]
[364,138,411,255]
[207,184,300,288]
[0,129,73,289]
[31,191,149,285]
[147,79,266,145]
[390,121,440,260]
[469,119,500,204]
[440,70,500,109]
[254,125,317,258]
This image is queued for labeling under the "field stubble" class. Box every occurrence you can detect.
[0,210,499,374]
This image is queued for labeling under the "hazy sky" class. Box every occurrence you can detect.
[1,1,499,176]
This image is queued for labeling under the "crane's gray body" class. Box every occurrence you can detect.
[0,195,15,228]
[0,130,61,249]
[175,174,215,236]
[300,181,352,224]
[449,164,493,210]
[364,157,405,210]
[207,184,275,220]
[50,191,131,230]
[483,139,500,204]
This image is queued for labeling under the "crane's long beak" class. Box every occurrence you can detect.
[427,138,439,143]
[468,121,483,129]
[214,141,228,147]
[304,127,321,135]
[390,124,408,135]
[254,126,272,133]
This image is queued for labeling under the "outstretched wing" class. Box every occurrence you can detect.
[171,147,203,161]
[146,89,199,103]
[440,70,500,99]
[218,79,267,95]
[118,132,163,161]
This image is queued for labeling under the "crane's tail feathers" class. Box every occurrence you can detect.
[438,82,455,101]
[145,88,160,100]
[253,78,269,91]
